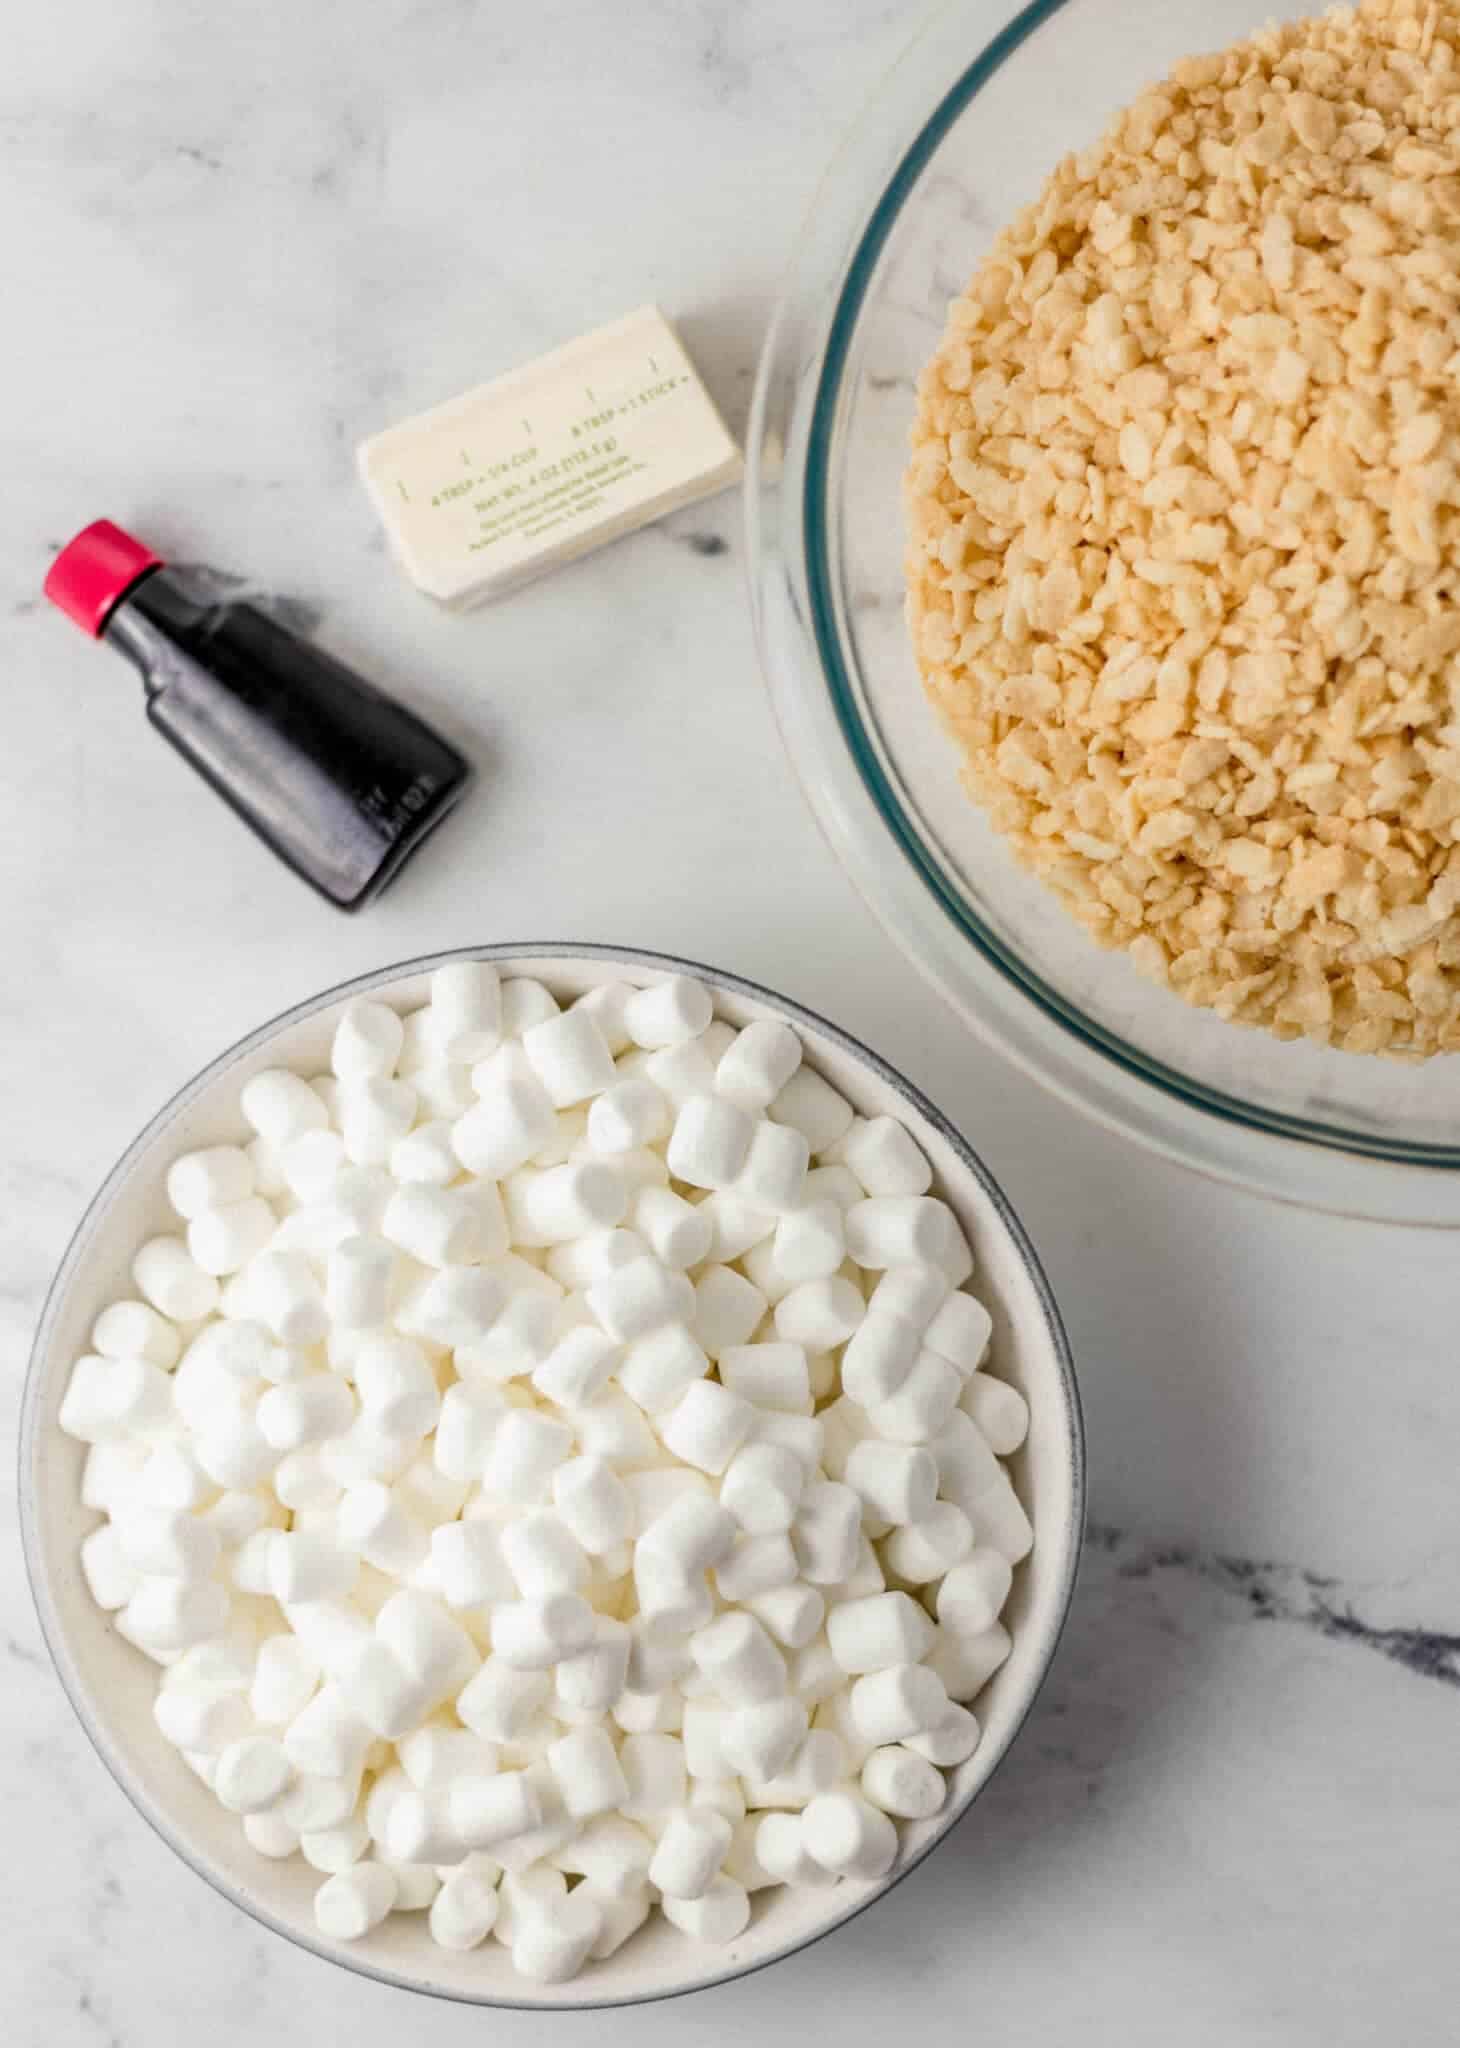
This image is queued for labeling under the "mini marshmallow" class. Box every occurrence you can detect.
[792,1481,862,1585]
[715,1020,802,1113]
[532,1327,619,1408]
[618,1732,687,1821]
[431,1519,515,1607]
[154,1684,252,1754]
[666,1094,754,1191]
[960,1373,1029,1455]
[214,1736,294,1815]
[257,1374,356,1453]
[506,1161,628,1248]
[752,1811,836,1888]
[522,1008,616,1107]
[249,1251,328,1348]
[315,1862,397,1940]
[720,1699,808,1781]
[847,1664,948,1746]
[375,1591,476,1702]
[556,1615,631,1712]
[690,1613,786,1704]
[453,1047,556,1180]
[133,1237,219,1323]
[802,1163,864,1211]
[134,1441,216,1512]
[432,1383,506,1484]
[352,1335,439,1440]
[774,1275,864,1351]
[250,1635,321,1726]
[936,1549,1014,1636]
[495,977,558,1039]
[552,1456,634,1554]
[382,1182,491,1268]
[660,1873,750,1945]
[481,1408,574,1504]
[244,1812,301,1858]
[649,1807,732,1901]
[632,1186,712,1271]
[450,1769,543,1851]
[827,1592,936,1675]
[429,962,502,1064]
[861,1745,947,1819]
[338,1482,430,1578]
[846,1198,971,1284]
[767,1067,854,1155]
[429,1866,500,1950]
[270,1531,358,1606]
[868,1350,962,1445]
[787,1638,843,1708]
[167,1146,256,1221]
[923,1291,993,1377]
[548,1725,629,1820]
[457,1659,551,1742]
[716,1534,798,1603]
[614,1687,685,1734]
[740,1728,845,1810]
[745,1581,825,1651]
[492,1594,595,1669]
[905,1702,982,1768]
[719,1341,812,1415]
[587,1078,669,1154]
[641,1038,719,1111]
[835,1116,933,1198]
[92,1300,181,1370]
[278,1128,349,1203]
[241,1069,330,1146]
[456,1291,557,1384]
[388,1119,459,1187]
[883,1502,974,1583]
[586,1256,694,1342]
[326,1237,394,1330]
[81,1524,141,1610]
[735,1119,810,1215]
[756,1408,826,1473]
[872,1263,950,1330]
[844,1440,938,1526]
[513,1888,605,1984]
[300,1815,371,1874]
[802,1791,898,1880]
[695,1190,777,1263]
[332,1000,405,1082]
[60,1355,173,1445]
[770,1200,846,1285]
[623,976,712,1049]
[615,1324,708,1413]
[338,1077,417,1167]
[660,1381,755,1476]
[570,1389,658,1468]
[691,1265,768,1360]
[570,981,634,1056]
[188,1198,277,1277]
[720,1442,804,1533]
[114,1506,221,1582]
[500,1512,589,1599]
[841,1312,920,1406]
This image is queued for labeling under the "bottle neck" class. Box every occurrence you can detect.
[102,566,210,690]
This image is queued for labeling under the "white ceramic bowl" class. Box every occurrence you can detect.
[21,944,1084,2009]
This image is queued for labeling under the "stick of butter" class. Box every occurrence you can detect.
[357,305,742,608]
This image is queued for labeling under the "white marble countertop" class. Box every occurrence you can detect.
[5,2,1459,2041]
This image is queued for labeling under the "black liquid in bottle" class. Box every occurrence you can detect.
[44,520,470,910]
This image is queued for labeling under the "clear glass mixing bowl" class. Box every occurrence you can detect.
[749,0,1460,1225]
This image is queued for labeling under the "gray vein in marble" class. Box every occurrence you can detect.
[1090,1522,1460,1688]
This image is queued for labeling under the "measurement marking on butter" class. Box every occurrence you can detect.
[396,481,409,503]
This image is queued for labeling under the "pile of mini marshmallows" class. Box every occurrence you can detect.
[63,967,1032,1985]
